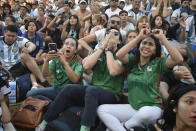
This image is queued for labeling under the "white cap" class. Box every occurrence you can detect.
[79,0,87,4]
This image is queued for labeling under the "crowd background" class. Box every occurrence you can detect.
[0,0,196,131]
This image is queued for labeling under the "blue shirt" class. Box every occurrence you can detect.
[1,27,23,36]
[22,32,44,57]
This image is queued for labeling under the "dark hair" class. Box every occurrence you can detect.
[5,25,18,33]
[64,1,71,7]
[132,35,161,67]
[64,36,79,49]
[150,15,164,29]
[119,10,128,16]
[25,20,39,31]
[66,15,82,39]
[158,82,196,129]
[101,13,109,28]
[26,3,32,8]
[20,6,28,11]
[5,15,16,23]
[2,3,12,20]
[181,0,191,4]
[3,3,11,9]
[48,14,55,20]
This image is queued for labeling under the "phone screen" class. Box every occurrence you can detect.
[48,43,57,52]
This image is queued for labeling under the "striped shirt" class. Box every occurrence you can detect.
[128,9,145,22]
[0,36,29,70]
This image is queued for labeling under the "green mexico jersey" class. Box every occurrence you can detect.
[49,55,83,89]
[91,53,123,100]
[125,54,169,110]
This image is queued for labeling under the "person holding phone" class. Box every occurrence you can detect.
[26,37,83,101]
[35,28,124,131]
[97,28,183,131]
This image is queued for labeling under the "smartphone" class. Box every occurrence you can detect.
[48,43,57,53]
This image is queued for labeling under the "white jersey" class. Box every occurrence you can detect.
[0,36,29,70]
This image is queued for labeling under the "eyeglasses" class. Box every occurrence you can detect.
[64,42,76,47]
[111,20,120,25]
[105,30,119,36]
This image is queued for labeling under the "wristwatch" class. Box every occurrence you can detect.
[105,47,114,53]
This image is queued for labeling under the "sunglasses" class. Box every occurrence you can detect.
[111,20,120,25]
[105,30,119,36]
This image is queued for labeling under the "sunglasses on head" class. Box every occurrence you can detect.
[105,30,119,36]
[111,20,120,25]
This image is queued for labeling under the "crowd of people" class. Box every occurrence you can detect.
[0,0,196,131]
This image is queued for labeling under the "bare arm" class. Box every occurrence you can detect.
[61,27,68,41]
[159,81,169,102]
[42,52,58,77]
[57,52,81,83]
[116,28,149,64]
[153,29,183,67]
[78,33,96,52]
[162,0,172,18]
[0,93,11,123]
[83,36,108,70]
[106,51,125,76]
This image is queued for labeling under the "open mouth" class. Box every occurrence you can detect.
[66,50,70,53]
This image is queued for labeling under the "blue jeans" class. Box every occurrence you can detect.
[26,87,60,101]
[16,73,31,101]
[43,84,117,127]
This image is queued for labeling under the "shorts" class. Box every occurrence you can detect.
[9,62,30,78]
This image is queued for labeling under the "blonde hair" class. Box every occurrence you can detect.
[135,16,150,33]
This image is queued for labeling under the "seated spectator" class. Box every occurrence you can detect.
[35,28,124,131]
[22,20,44,62]
[1,3,12,21]
[0,25,50,101]
[171,0,190,25]
[105,0,122,18]
[61,15,84,41]
[119,10,134,33]
[78,15,126,58]
[46,14,64,49]
[100,13,109,28]
[1,15,22,36]
[150,15,164,29]
[26,37,83,101]
[154,82,196,131]
[128,0,145,26]
[73,0,91,27]
[97,28,183,130]
[160,65,195,102]
[36,7,46,28]
[16,6,29,26]
[126,30,138,54]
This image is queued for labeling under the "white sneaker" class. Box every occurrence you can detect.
[35,124,46,131]
[31,85,38,90]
